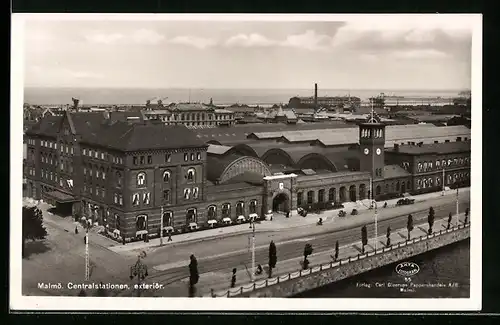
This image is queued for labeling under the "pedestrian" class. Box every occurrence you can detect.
[286,211,290,218]
[167,232,172,242]
[230,268,237,288]
[122,236,126,245]
[75,225,78,234]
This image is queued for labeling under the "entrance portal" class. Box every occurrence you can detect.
[272,193,289,213]
[349,185,357,202]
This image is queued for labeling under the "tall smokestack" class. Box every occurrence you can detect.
[314,83,318,110]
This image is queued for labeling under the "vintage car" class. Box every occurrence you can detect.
[338,210,347,217]
[396,198,416,206]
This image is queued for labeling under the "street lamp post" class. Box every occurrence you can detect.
[442,168,445,196]
[456,186,460,225]
[129,251,148,297]
[372,200,378,251]
[249,220,256,282]
[160,206,164,246]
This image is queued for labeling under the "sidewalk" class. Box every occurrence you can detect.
[109,187,469,255]
[105,188,470,254]
[139,213,467,297]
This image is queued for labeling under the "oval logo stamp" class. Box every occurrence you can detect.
[395,262,420,277]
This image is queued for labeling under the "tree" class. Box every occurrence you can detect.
[268,240,277,278]
[334,240,339,261]
[361,225,368,254]
[447,212,452,230]
[386,226,391,247]
[303,243,313,270]
[407,214,414,240]
[464,208,469,224]
[428,207,435,234]
[22,206,48,258]
[188,254,199,297]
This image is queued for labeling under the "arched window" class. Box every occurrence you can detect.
[417,163,422,172]
[318,189,325,203]
[396,181,400,191]
[385,183,389,192]
[183,188,191,200]
[297,192,303,206]
[193,187,199,199]
[429,178,433,186]
[163,170,171,182]
[163,211,173,227]
[136,215,147,231]
[447,159,452,166]
[137,172,146,187]
[101,167,106,180]
[207,205,217,219]
[328,188,336,202]
[376,185,381,195]
[423,162,428,171]
[187,168,196,182]
[116,171,122,187]
[436,160,440,168]
[417,179,422,188]
[236,201,244,216]
[429,161,433,170]
[222,203,231,218]
[115,214,121,231]
[307,191,314,204]
[186,208,197,224]
[249,200,257,214]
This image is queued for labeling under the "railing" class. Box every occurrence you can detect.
[208,222,470,298]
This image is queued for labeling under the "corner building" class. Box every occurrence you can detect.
[24,112,470,242]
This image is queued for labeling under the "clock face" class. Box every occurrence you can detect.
[376,148,382,155]
[364,148,369,155]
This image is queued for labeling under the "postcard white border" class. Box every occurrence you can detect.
[10,13,482,311]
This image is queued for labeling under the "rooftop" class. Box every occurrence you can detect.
[387,140,471,155]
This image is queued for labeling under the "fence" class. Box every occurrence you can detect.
[208,221,470,298]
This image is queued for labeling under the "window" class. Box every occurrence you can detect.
[318,189,325,203]
[187,168,196,182]
[140,156,145,165]
[222,203,231,218]
[136,215,147,231]
[429,178,433,186]
[114,193,118,204]
[96,169,100,178]
[165,153,171,163]
[297,192,303,206]
[307,191,314,204]
[436,160,440,168]
[396,181,400,191]
[447,159,452,166]
[96,188,100,196]
[132,193,140,206]
[235,202,244,216]
[119,195,123,205]
[208,205,217,219]
[66,146,69,154]
[186,208,197,224]
[163,170,171,182]
[417,163,423,172]
[193,187,199,199]
[249,200,257,214]
[133,157,138,165]
[328,188,336,202]
[183,188,191,200]
[60,144,64,152]
[423,162,428,171]
[143,193,151,205]
[196,152,201,160]
[163,211,173,227]
[385,183,389,192]
[83,149,87,156]
[116,171,122,187]
[190,153,195,161]
[163,190,171,202]
[442,159,446,167]
[137,172,146,187]
[71,147,74,155]
[94,151,98,158]
[184,153,188,161]
[429,161,433,170]
[89,187,93,194]
[147,155,152,164]
[102,169,106,180]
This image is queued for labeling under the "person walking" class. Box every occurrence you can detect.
[230,268,237,288]
[167,232,172,242]
[75,225,78,234]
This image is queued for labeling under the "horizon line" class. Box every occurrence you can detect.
[24,86,470,91]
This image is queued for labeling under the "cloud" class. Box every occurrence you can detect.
[168,35,217,49]
[391,49,449,59]
[281,30,333,51]
[225,33,276,47]
[130,29,165,44]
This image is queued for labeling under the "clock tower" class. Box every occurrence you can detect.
[358,111,386,180]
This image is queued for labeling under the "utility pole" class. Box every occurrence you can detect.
[160,206,164,246]
[250,221,256,282]
[85,203,91,281]
[456,186,460,225]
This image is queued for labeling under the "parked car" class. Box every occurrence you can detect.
[332,202,345,210]
[351,208,358,215]
[396,198,415,206]
[338,210,347,217]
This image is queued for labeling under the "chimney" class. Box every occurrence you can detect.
[314,83,318,110]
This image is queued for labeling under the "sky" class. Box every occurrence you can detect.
[20,15,475,90]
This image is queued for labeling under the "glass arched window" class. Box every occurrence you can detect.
[187,168,196,182]
[136,215,147,231]
[429,178,433,186]
[183,188,191,200]
[436,160,440,168]
[193,187,199,199]
[447,159,452,166]
[442,159,446,167]
[163,170,171,182]
[318,189,325,203]
[328,188,336,202]
[423,162,428,171]
[249,200,257,214]
[163,211,173,227]
[429,161,433,170]
[222,203,231,218]
[137,172,146,187]
[207,205,217,219]
[236,201,244,216]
